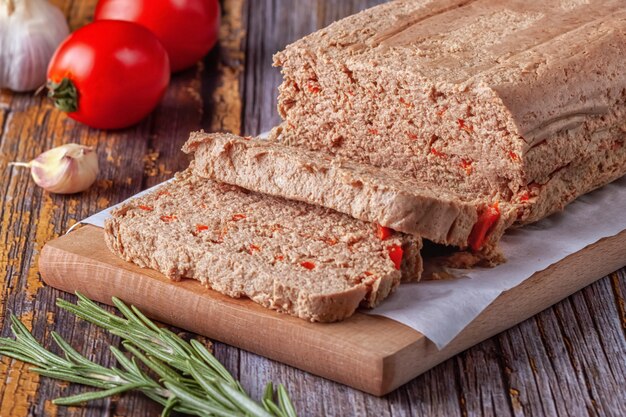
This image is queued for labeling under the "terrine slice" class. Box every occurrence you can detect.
[104,169,422,322]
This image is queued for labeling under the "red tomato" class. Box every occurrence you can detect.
[94,0,220,72]
[47,20,170,130]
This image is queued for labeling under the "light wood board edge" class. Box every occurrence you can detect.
[39,225,626,396]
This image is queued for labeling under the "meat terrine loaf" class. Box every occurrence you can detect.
[274,0,626,224]
[104,169,422,322]
[183,131,515,254]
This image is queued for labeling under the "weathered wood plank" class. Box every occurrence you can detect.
[495,275,626,417]
[454,339,514,417]
[565,280,626,415]
[499,315,587,416]
[610,269,626,335]
[205,0,246,134]
[0,3,167,416]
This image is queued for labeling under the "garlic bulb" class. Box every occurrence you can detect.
[0,0,70,92]
[10,144,99,194]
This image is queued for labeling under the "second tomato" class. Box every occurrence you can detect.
[95,0,221,72]
[47,21,170,129]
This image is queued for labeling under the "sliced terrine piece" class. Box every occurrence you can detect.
[183,131,514,256]
[104,169,422,322]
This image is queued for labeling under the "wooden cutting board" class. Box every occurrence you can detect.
[39,224,626,396]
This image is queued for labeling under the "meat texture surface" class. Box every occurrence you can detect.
[105,169,423,322]
[274,0,626,224]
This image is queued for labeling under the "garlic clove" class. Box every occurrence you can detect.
[10,144,99,194]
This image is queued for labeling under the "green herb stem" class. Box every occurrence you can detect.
[0,293,297,417]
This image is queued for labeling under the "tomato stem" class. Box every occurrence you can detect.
[47,78,78,113]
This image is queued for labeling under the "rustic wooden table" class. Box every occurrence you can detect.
[1,1,625,416]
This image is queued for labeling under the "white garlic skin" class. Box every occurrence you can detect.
[0,0,70,92]
[27,144,99,194]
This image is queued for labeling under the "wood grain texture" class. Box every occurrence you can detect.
[0,0,625,416]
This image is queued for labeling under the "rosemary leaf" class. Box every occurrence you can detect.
[163,381,242,417]
[50,331,102,367]
[161,396,180,417]
[109,346,140,374]
[277,384,298,417]
[190,339,239,386]
[187,362,240,411]
[264,400,287,417]
[218,382,276,417]
[53,381,150,405]
[29,368,119,389]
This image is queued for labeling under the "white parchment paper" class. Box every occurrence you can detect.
[74,175,626,349]
[367,175,626,347]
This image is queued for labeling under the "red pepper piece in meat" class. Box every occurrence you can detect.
[468,203,501,251]
[376,224,392,240]
[457,119,474,133]
[519,191,530,202]
[301,261,315,270]
[399,97,413,108]
[307,81,320,94]
[430,147,447,158]
[387,245,403,270]
[460,159,473,174]
[196,224,209,232]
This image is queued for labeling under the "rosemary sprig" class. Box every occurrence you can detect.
[0,293,297,417]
